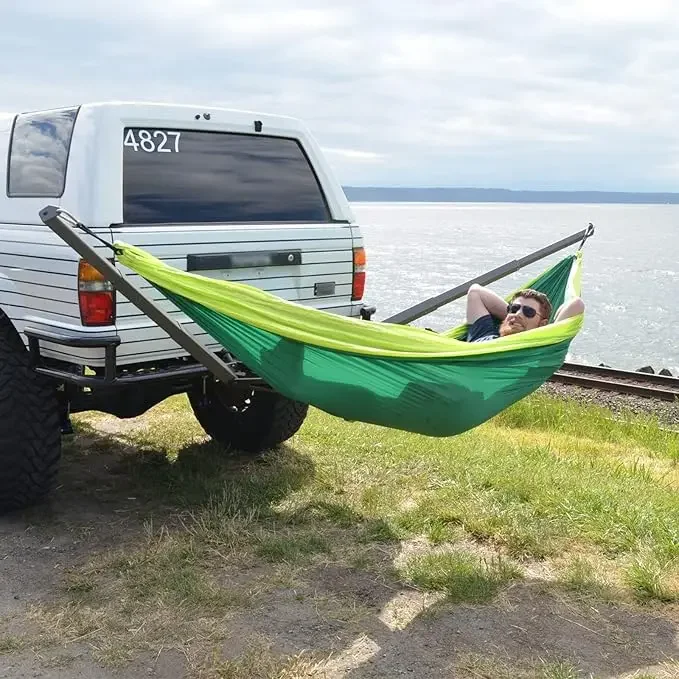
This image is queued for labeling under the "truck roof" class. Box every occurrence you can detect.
[0,101,353,227]
[4,100,309,130]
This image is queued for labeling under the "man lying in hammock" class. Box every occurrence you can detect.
[466,284,585,343]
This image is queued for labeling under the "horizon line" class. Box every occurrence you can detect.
[342,186,679,195]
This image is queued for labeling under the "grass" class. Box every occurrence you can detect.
[496,395,679,462]
[625,553,679,603]
[399,550,522,602]
[455,652,581,678]
[9,390,679,676]
[0,636,24,654]
[254,530,330,563]
[554,555,617,600]
[540,661,581,679]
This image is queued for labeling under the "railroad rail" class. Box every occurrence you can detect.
[549,362,679,401]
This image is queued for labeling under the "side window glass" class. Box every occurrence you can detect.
[7,107,79,197]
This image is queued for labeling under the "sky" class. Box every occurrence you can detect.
[2,0,679,192]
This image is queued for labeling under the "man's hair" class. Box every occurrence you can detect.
[511,288,552,319]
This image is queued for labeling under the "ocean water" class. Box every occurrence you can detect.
[352,202,679,373]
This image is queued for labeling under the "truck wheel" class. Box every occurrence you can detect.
[0,313,62,513]
[188,382,308,454]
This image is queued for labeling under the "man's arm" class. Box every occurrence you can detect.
[554,297,585,322]
[466,283,509,324]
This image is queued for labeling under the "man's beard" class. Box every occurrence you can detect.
[499,317,524,336]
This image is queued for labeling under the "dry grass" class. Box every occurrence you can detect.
[171,636,326,679]
[454,651,582,679]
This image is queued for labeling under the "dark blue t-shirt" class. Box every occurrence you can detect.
[467,314,500,343]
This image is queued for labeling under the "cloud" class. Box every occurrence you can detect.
[2,0,679,190]
[322,148,386,162]
[546,0,675,24]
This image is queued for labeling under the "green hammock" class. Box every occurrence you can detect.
[115,243,585,437]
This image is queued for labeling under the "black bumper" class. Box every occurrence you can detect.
[23,327,260,388]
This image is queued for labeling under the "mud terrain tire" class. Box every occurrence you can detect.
[189,383,308,454]
[0,313,62,513]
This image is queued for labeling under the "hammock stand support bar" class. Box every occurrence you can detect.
[384,223,594,325]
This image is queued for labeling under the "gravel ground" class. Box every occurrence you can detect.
[539,381,679,430]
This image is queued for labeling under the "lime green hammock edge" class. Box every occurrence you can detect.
[116,243,585,437]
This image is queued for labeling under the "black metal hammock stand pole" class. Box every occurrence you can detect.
[383,223,594,326]
[38,205,240,386]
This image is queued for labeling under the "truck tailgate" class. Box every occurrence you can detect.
[113,223,357,364]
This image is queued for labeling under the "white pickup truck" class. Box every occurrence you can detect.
[0,101,374,512]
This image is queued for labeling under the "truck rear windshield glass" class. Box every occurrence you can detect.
[7,107,79,197]
[122,128,332,224]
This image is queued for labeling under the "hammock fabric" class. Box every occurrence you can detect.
[116,243,584,437]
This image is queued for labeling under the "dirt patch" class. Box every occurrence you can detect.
[0,440,146,618]
[0,647,185,679]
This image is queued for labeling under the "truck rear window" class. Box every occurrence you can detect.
[122,128,332,224]
[7,107,79,197]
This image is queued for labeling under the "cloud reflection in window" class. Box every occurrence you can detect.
[8,107,79,197]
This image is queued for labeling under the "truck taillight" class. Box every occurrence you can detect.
[352,247,366,301]
[78,260,115,326]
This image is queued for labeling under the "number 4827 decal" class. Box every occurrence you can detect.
[124,129,181,153]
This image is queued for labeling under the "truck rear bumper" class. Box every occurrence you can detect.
[23,326,262,389]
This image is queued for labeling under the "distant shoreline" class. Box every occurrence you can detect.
[343,186,679,205]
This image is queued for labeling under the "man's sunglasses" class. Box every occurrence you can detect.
[507,303,543,319]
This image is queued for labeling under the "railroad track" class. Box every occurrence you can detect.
[549,362,679,401]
